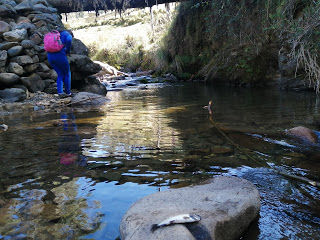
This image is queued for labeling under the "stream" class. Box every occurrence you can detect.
[0,82,319,239]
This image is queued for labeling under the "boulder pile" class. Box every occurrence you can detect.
[0,0,105,103]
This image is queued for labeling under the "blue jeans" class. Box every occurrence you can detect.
[47,52,71,94]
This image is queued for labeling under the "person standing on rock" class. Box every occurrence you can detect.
[46,28,73,98]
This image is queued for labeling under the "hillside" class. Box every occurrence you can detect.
[158,0,320,91]
[63,4,177,71]
[63,1,320,92]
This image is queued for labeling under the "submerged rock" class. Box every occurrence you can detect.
[120,176,260,240]
[286,126,318,145]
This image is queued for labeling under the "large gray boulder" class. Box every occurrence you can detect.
[71,38,89,56]
[69,54,101,78]
[75,75,107,95]
[120,176,260,240]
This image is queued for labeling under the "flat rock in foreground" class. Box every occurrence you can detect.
[71,92,108,106]
[120,176,260,240]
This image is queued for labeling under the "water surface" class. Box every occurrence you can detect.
[0,83,319,239]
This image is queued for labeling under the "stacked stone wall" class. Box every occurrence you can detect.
[0,0,104,102]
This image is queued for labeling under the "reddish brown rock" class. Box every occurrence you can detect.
[287,126,318,145]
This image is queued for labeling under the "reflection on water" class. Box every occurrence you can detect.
[0,83,320,239]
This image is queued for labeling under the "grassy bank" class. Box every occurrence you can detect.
[64,1,320,90]
[158,0,320,89]
[63,4,177,72]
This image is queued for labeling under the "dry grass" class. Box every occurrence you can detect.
[63,4,178,69]
[72,23,151,51]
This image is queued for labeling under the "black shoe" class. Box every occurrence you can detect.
[58,93,70,98]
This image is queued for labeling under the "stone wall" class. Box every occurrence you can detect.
[0,0,105,102]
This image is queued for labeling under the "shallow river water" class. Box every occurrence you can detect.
[0,83,319,239]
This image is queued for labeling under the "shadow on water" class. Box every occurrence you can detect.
[0,83,319,239]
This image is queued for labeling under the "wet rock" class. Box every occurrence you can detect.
[7,62,25,76]
[3,28,27,42]
[7,45,23,57]
[0,88,26,102]
[120,176,260,240]
[0,20,10,37]
[0,72,19,86]
[286,126,318,145]
[21,73,45,93]
[71,92,109,106]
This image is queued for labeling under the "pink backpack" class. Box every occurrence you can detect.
[44,30,64,53]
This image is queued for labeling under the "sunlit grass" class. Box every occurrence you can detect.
[63,4,178,71]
